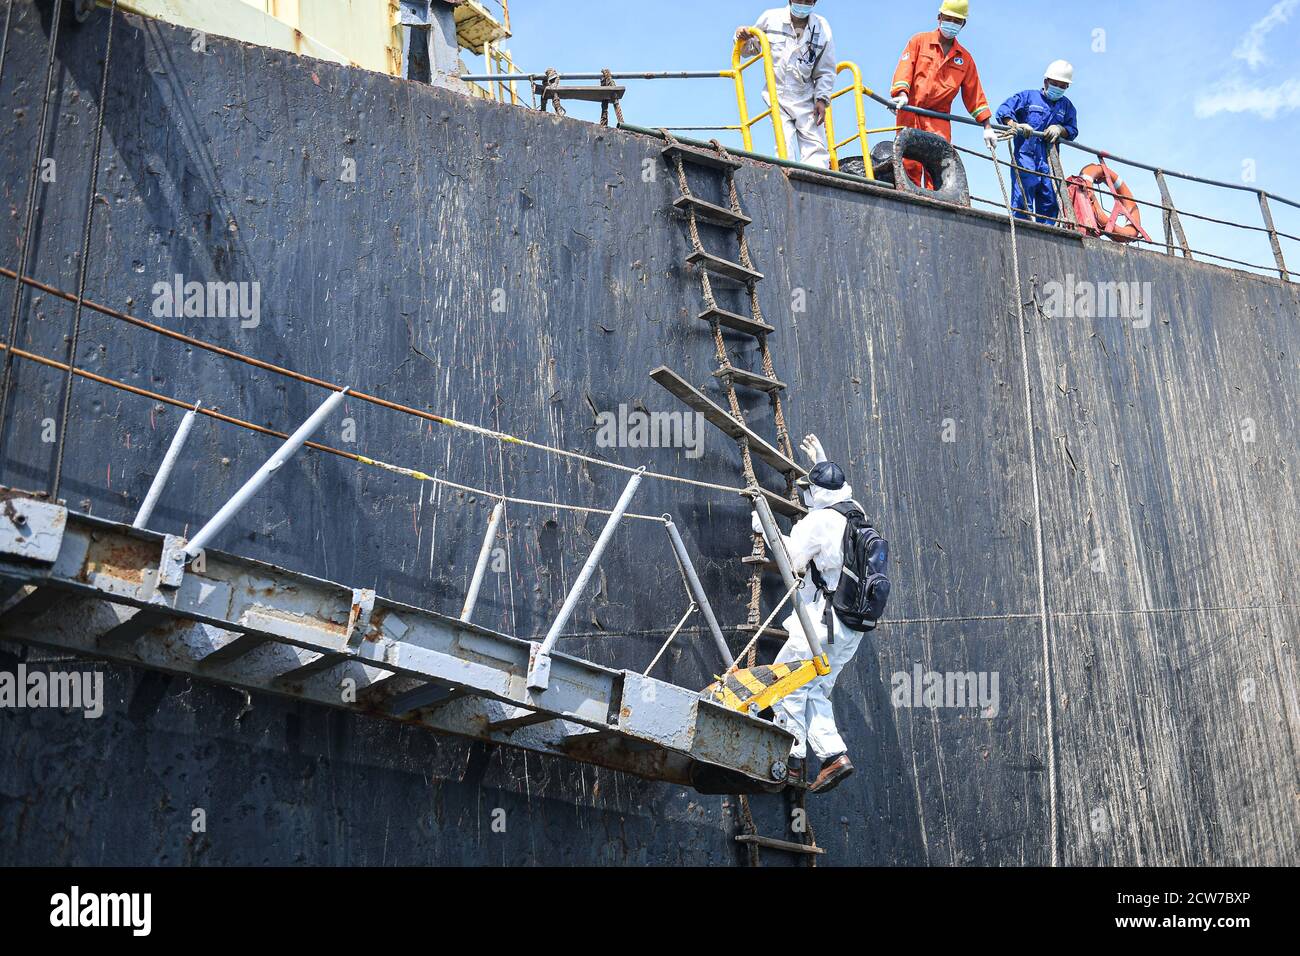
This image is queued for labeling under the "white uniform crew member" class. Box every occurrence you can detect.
[752,435,867,794]
[736,1,838,169]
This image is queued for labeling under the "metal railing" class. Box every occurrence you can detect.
[823,61,901,177]
[727,27,788,161]
[460,47,1297,283]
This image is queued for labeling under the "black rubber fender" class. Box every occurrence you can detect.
[891,128,970,206]
[839,140,897,185]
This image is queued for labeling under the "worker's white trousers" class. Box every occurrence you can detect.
[765,92,831,169]
[774,610,864,761]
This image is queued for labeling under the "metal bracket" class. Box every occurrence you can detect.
[0,498,67,563]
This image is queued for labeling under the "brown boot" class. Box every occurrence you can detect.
[810,754,854,794]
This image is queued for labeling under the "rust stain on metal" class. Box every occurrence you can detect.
[80,533,156,585]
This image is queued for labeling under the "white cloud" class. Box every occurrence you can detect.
[1195,77,1300,118]
[1233,0,1298,69]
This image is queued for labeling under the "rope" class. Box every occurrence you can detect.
[598,68,624,128]
[724,576,801,674]
[956,143,1300,241]
[642,602,696,676]
[965,196,1293,276]
[987,143,1060,868]
[0,0,63,456]
[0,341,668,524]
[52,0,117,500]
[0,267,752,500]
[539,68,565,116]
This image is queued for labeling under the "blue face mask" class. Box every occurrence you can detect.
[1044,85,1067,102]
[790,2,816,18]
[939,20,964,39]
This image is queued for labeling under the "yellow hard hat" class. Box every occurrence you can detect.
[940,0,969,19]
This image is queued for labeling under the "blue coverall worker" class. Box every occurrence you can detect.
[995,60,1079,225]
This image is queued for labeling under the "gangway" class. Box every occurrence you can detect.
[0,488,795,795]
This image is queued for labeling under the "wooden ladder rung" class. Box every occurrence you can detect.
[650,367,804,478]
[687,250,763,285]
[736,623,791,643]
[736,834,824,855]
[699,307,774,338]
[663,142,744,171]
[535,84,626,103]
[673,195,752,229]
[715,365,786,393]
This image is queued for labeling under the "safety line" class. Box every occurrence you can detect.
[988,143,1061,869]
[0,341,668,524]
[725,577,801,675]
[0,0,63,457]
[955,143,1300,242]
[0,267,749,501]
[966,194,1292,276]
[52,0,117,501]
[643,602,697,676]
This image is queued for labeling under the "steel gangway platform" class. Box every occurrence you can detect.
[0,487,795,795]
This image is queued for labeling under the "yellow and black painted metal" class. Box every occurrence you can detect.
[706,653,831,715]
[824,61,902,176]
[726,28,789,161]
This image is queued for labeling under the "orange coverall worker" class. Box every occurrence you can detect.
[890,30,992,188]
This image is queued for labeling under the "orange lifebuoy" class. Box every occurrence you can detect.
[1079,163,1146,243]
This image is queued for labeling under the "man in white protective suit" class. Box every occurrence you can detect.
[752,435,868,794]
[735,2,838,169]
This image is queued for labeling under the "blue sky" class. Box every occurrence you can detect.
[470,0,1300,276]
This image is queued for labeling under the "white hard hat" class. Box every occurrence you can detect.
[1045,60,1074,85]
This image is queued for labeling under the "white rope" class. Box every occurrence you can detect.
[643,603,697,676]
[725,577,802,675]
[357,454,667,522]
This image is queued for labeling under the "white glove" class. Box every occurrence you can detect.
[751,511,765,537]
[800,434,828,466]
[982,125,1000,149]
[890,93,908,111]
[1044,124,1066,143]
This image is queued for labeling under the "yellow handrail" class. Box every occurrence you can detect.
[726,28,789,161]
[824,60,904,178]
[825,61,871,176]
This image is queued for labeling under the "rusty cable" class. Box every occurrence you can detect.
[0,341,666,522]
[0,266,748,499]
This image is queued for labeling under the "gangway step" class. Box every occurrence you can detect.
[650,366,804,479]
[699,306,774,338]
[687,250,763,285]
[673,195,752,229]
[735,834,824,856]
[715,365,786,393]
[663,142,745,172]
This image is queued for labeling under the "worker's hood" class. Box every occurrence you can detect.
[804,481,855,511]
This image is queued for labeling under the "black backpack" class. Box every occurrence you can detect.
[810,501,891,634]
